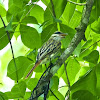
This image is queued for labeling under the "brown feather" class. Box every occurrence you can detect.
[25,60,42,79]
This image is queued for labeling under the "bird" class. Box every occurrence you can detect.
[25,31,67,79]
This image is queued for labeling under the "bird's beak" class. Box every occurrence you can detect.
[60,33,68,38]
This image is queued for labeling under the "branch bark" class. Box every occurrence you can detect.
[29,0,94,99]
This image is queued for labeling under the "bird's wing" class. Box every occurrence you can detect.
[37,39,61,61]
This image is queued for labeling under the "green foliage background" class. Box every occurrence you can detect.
[0,0,100,100]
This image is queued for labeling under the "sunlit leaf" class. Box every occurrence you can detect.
[20,24,41,49]
[5,81,26,99]
[0,4,6,17]
[83,50,99,64]
[0,92,8,100]
[0,27,13,50]
[27,78,38,91]
[30,4,44,23]
[71,69,96,95]
[7,56,33,80]
[67,58,81,85]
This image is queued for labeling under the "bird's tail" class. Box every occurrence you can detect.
[25,60,42,79]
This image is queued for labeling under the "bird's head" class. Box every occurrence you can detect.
[51,31,68,41]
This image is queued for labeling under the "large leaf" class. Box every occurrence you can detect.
[30,4,44,23]
[92,0,100,20]
[5,81,26,99]
[8,0,24,8]
[5,16,14,32]
[21,16,38,24]
[91,18,100,34]
[0,92,8,100]
[69,10,82,28]
[73,42,81,57]
[0,27,13,50]
[41,23,57,44]
[72,90,97,100]
[6,4,23,22]
[41,0,50,6]
[50,76,59,90]
[60,0,76,25]
[67,58,81,85]
[44,0,67,25]
[7,56,33,80]
[95,63,100,97]
[83,50,99,64]
[71,69,96,95]
[0,4,6,17]
[20,24,41,49]
[27,78,38,91]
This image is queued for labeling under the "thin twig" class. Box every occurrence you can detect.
[50,89,59,100]
[50,0,56,17]
[64,62,70,100]
[67,0,86,6]
[0,15,19,83]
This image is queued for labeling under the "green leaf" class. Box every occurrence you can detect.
[21,16,38,24]
[41,23,57,44]
[0,27,13,50]
[72,90,97,100]
[5,16,14,32]
[52,90,65,100]
[60,1,76,25]
[79,66,90,78]
[83,50,99,64]
[30,4,44,23]
[20,24,41,49]
[5,81,26,99]
[50,76,59,90]
[82,39,92,49]
[0,4,6,17]
[44,0,67,25]
[27,78,38,90]
[64,58,80,85]
[9,0,23,8]
[0,92,8,100]
[7,56,33,80]
[92,0,100,19]
[95,63,100,97]
[45,0,67,19]
[12,81,26,97]
[24,92,31,99]
[6,4,22,22]
[73,43,81,57]
[71,69,96,95]
[69,10,82,28]
[91,18,100,34]
[41,0,50,6]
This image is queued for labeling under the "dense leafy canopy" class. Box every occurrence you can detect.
[0,0,100,100]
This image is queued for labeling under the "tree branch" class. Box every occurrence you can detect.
[29,0,94,99]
